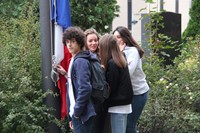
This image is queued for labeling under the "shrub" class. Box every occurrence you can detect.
[138,36,200,133]
[0,1,58,132]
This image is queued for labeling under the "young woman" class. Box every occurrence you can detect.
[99,34,133,133]
[85,28,100,55]
[85,28,109,133]
[113,26,150,133]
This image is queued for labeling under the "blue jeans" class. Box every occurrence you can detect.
[126,92,148,133]
[72,115,94,133]
[110,113,128,133]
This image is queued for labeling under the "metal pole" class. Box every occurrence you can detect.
[175,0,179,13]
[39,0,61,132]
[160,0,164,11]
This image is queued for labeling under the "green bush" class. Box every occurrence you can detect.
[0,1,58,132]
[70,0,119,33]
[183,0,200,41]
[138,36,200,133]
[136,5,200,131]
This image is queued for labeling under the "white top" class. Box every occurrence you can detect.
[123,46,150,95]
[68,57,75,117]
[108,104,132,114]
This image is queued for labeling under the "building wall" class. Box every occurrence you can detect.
[112,0,192,43]
[178,0,191,33]
[112,1,128,29]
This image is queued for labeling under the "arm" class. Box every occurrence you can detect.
[125,48,140,75]
[56,65,67,77]
[106,60,120,93]
[73,58,92,117]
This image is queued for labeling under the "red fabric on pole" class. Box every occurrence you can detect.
[51,0,71,120]
[57,46,72,120]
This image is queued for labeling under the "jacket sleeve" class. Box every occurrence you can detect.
[126,47,140,75]
[106,60,120,93]
[73,58,92,118]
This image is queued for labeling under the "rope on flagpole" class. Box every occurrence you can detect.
[54,0,57,25]
[50,0,59,85]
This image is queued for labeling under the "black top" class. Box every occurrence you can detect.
[105,58,133,107]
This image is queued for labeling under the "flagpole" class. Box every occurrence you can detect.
[39,0,61,132]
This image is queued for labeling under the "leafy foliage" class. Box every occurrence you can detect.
[144,11,182,66]
[183,0,200,41]
[138,10,200,132]
[70,0,119,33]
[0,1,57,132]
[139,42,200,132]
[0,0,24,17]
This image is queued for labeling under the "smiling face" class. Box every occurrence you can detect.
[66,38,81,57]
[86,33,99,53]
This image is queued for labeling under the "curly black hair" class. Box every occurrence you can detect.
[62,26,86,49]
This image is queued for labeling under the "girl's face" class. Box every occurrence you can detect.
[86,33,99,53]
[113,31,125,51]
[113,31,124,45]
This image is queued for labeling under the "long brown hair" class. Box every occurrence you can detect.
[99,34,127,70]
[113,26,144,58]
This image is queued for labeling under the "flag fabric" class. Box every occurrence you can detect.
[54,25,64,65]
[51,0,72,120]
[51,0,71,29]
[51,0,71,64]
[57,46,71,120]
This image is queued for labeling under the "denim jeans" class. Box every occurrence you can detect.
[72,115,94,133]
[126,92,148,133]
[110,113,128,133]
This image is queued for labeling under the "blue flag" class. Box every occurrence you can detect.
[51,0,72,65]
[51,0,72,120]
[51,0,71,30]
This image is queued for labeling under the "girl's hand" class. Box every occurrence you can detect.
[119,43,126,51]
[56,65,67,76]
[69,121,73,129]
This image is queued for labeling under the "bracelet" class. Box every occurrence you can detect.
[74,115,79,119]
[63,72,67,76]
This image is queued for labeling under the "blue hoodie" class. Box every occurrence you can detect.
[67,50,98,123]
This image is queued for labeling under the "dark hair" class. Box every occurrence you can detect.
[99,34,127,70]
[113,26,144,58]
[63,26,86,49]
